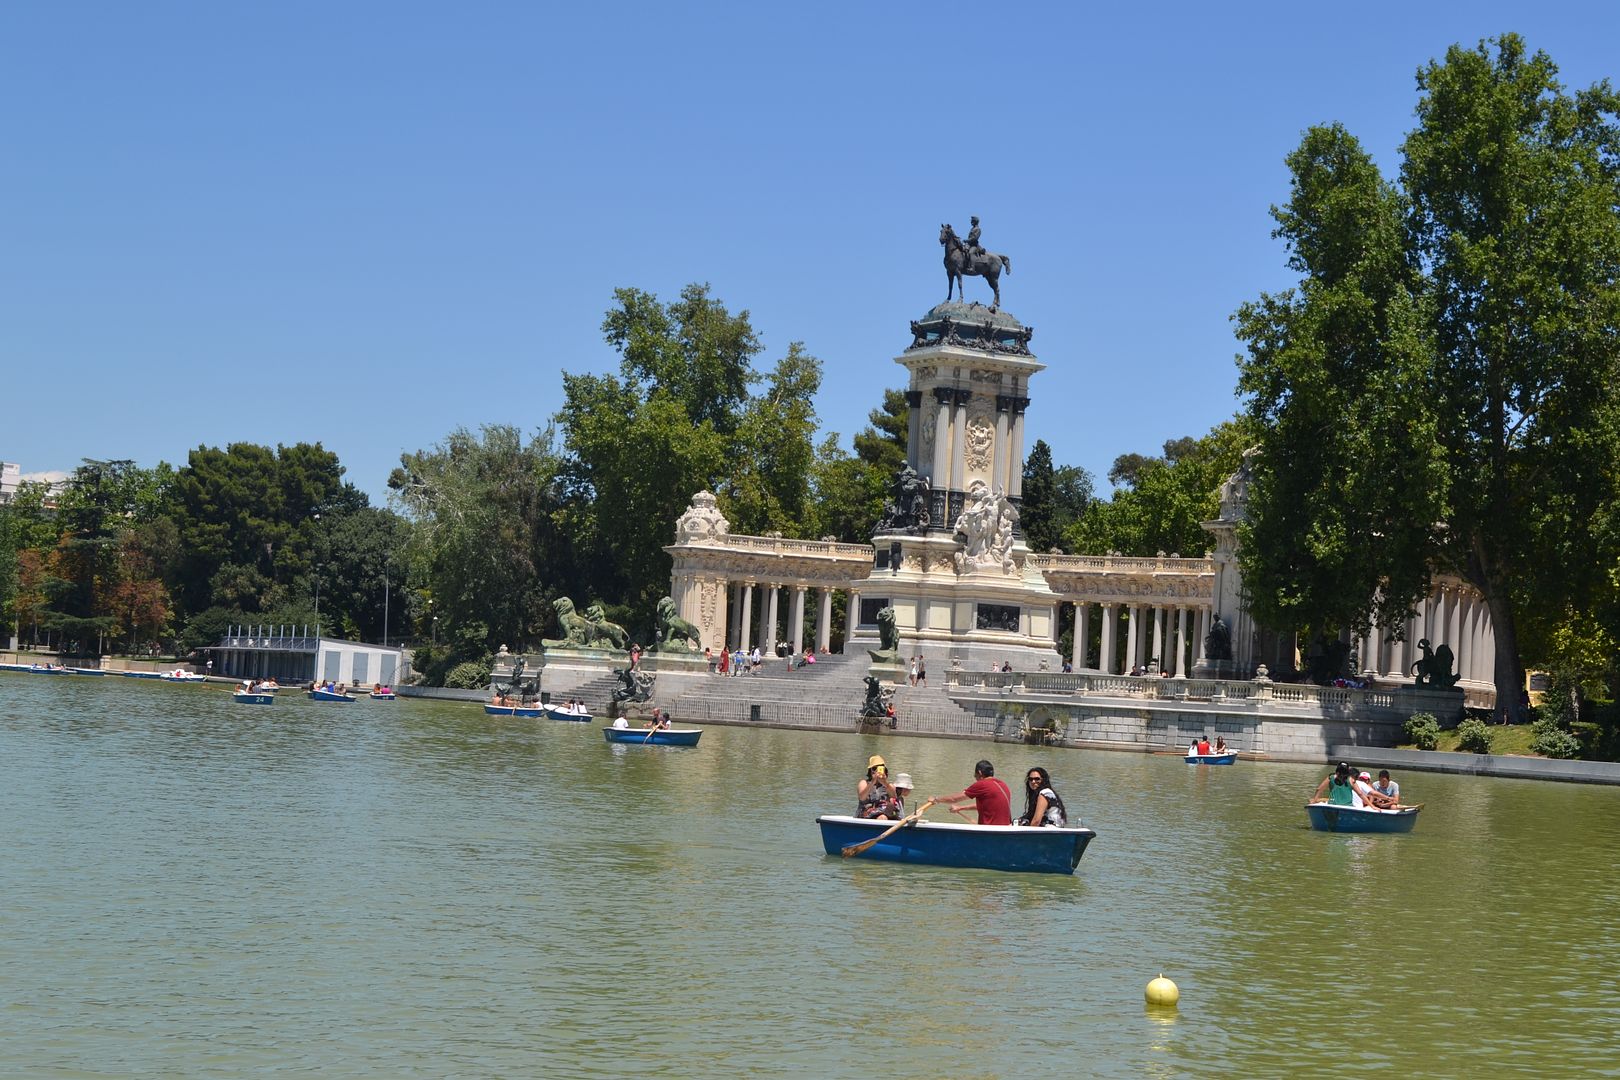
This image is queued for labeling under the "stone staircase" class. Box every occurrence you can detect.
[551,672,625,717]
[661,654,986,736]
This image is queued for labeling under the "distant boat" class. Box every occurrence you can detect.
[484,702,544,717]
[817,815,1097,874]
[234,691,276,705]
[368,689,397,700]
[119,671,164,679]
[1306,802,1421,833]
[161,670,208,682]
[1186,752,1238,765]
[308,688,356,702]
[544,704,593,723]
[603,726,702,747]
[28,664,69,675]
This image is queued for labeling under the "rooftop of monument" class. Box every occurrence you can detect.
[906,301,1035,357]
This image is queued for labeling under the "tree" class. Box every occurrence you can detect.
[391,425,573,664]
[1020,440,1059,552]
[810,389,908,543]
[1234,123,1447,646]
[600,283,760,433]
[1070,422,1252,557]
[724,342,824,537]
[1235,36,1620,721]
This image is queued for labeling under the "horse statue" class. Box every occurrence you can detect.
[940,223,1012,310]
[1410,638,1461,689]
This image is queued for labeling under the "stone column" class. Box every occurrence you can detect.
[905,390,923,470]
[1175,607,1189,676]
[1469,598,1486,682]
[993,395,1012,497]
[1099,604,1116,675]
[849,588,862,640]
[728,582,743,650]
[816,588,832,653]
[1445,587,1462,660]
[790,587,806,655]
[1073,602,1089,671]
[1007,398,1030,498]
[1125,605,1141,673]
[931,387,953,488]
[1151,606,1165,671]
[765,585,780,653]
[1364,617,1382,678]
[1195,607,1209,664]
[738,584,753,652]
[949,389,971,494]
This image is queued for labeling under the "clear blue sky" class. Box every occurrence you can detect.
[5,2,1616,500]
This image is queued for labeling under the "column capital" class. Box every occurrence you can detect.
[1012,396,1030,415]
[904,389,923,409]
[952,387,973,407]
[995,393,1015,413]
[933,386,955,406]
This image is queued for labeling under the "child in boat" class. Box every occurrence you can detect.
[1312,762,1363,807]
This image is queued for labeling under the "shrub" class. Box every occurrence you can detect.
[1404,712,1440,751]
[445,660,493,690]
[1529,718,1581,759]
[1456,717,1493,755]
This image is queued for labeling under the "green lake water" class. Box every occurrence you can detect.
[3,674,1618,1077]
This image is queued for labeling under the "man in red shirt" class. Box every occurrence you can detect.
[931,759,1013,825]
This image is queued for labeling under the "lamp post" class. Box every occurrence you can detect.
[432,614,439,647]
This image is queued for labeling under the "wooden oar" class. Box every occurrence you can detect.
[841,800,934,858]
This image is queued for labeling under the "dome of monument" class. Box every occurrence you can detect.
[906,300,1034,356]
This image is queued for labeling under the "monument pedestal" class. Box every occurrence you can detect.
[534,646,628,698]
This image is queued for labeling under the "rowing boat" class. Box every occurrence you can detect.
[483,702,544,717]
[1186,752,1238,765]
[817,815,1096,874]
[234,691,276,705]
[603,727,702,747]
[544,704,593,723]
[308,688,356,702]
[1305,802,1421,833]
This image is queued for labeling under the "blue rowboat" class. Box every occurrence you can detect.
[308,689,356,702]
[1306,802,1420,833]
[119,671,163,679]
[817,815,1097,874]
[234,691,276,705]
[484,703,544,718]
[368,690,397,700]
[544,705,593,723]
[28,665,69,675]
[68,667,107,676]
[1186,752,1238,765]
[603,727,702,747]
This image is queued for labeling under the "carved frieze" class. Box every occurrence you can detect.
[964,417,995,470]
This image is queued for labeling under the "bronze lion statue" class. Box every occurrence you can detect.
[654,595,702,652]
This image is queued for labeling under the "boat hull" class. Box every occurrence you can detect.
[483,703,544,717]
[234,693,275,705]
[1186,753,1238,765]
[1306,803,1420,833]
[308,690,356,702]
[603,727,702,747]
[369,692,397,700]
[543,706,594,723]
[816,815,1096,874]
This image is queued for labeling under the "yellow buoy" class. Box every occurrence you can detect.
[1145,973,1180,1006]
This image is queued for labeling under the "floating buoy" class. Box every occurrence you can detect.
[1145,973,1180,1006]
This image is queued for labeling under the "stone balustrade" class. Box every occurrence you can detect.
[946,669,1444,717]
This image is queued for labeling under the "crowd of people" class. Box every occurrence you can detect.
[703,643,822,676]
[855,755,1071,829]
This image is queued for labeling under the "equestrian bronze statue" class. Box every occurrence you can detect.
[940,219,1012,310]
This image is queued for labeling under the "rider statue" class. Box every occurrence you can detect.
[965,215,984,260]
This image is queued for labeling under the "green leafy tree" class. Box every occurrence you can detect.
[810,389,908,543]
[1234,122,1447,646]
[1020,441,1060,552]
[1235,36,1620,721]
[1069,422,1252,556]
[391,424,575,666]
[724,342,824,536]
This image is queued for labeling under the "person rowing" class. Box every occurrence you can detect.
[929,759,1012,825]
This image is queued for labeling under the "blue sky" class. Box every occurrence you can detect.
[5,2,1616,500]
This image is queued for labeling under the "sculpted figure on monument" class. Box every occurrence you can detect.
[653,595,703,653]
[1205,613,1233,662]
[952,480,1019,573]
[675,490,730,544]
[940,219,1012,310]
[1410,638,1460,689]
[867,606,901,664]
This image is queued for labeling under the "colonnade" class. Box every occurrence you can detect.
[1358,582,1496,685]
[1065,601,1214,676]
[722,580,841,655]
[910,386,1030,499]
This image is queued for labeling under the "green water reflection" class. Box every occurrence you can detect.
[2,675,1617,1077]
